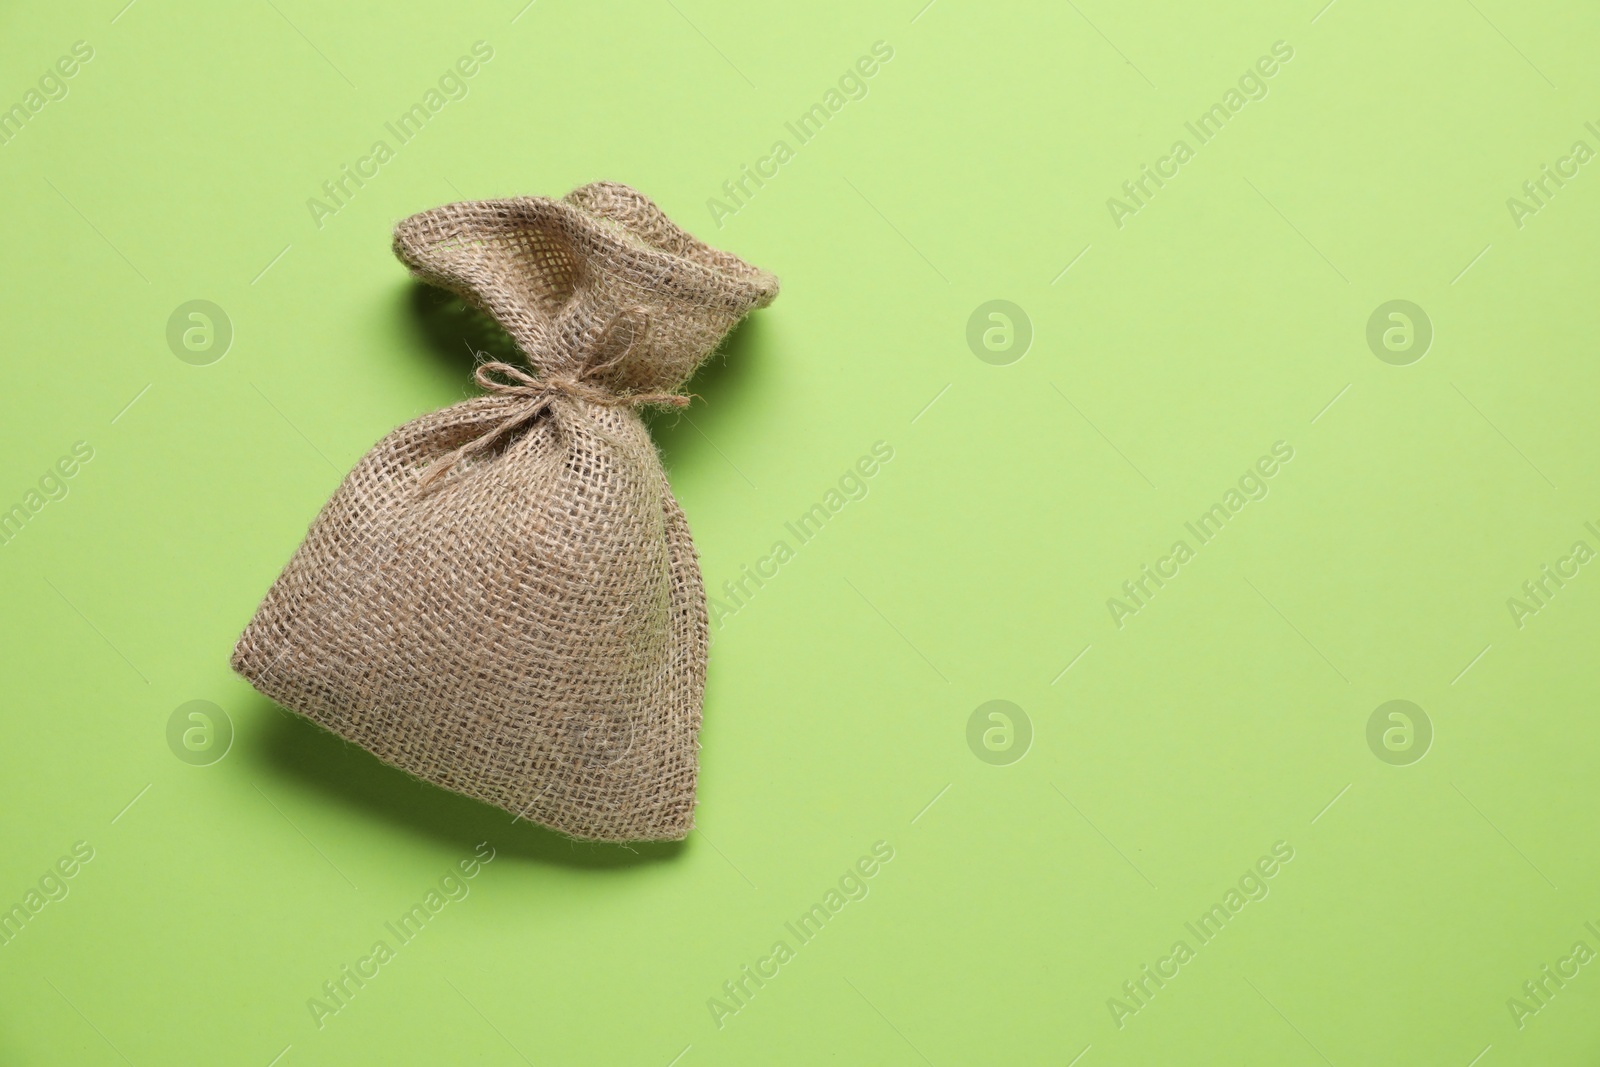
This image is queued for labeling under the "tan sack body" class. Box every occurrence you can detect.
[231,182,779,842]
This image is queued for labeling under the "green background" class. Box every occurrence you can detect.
[3,0,1599,1062]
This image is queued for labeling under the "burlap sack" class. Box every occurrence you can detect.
[232,182,779,842]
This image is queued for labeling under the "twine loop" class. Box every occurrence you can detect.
[420,308,689,488]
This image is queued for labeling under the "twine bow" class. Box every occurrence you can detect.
[419,309,690,489]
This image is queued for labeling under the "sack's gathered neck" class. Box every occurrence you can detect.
[420,307,692,489]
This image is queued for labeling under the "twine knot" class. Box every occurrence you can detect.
[419,309,689,489]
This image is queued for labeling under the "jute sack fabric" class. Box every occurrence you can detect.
[232,182,779,841]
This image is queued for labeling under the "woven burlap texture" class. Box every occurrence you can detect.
[231,182,779,842]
